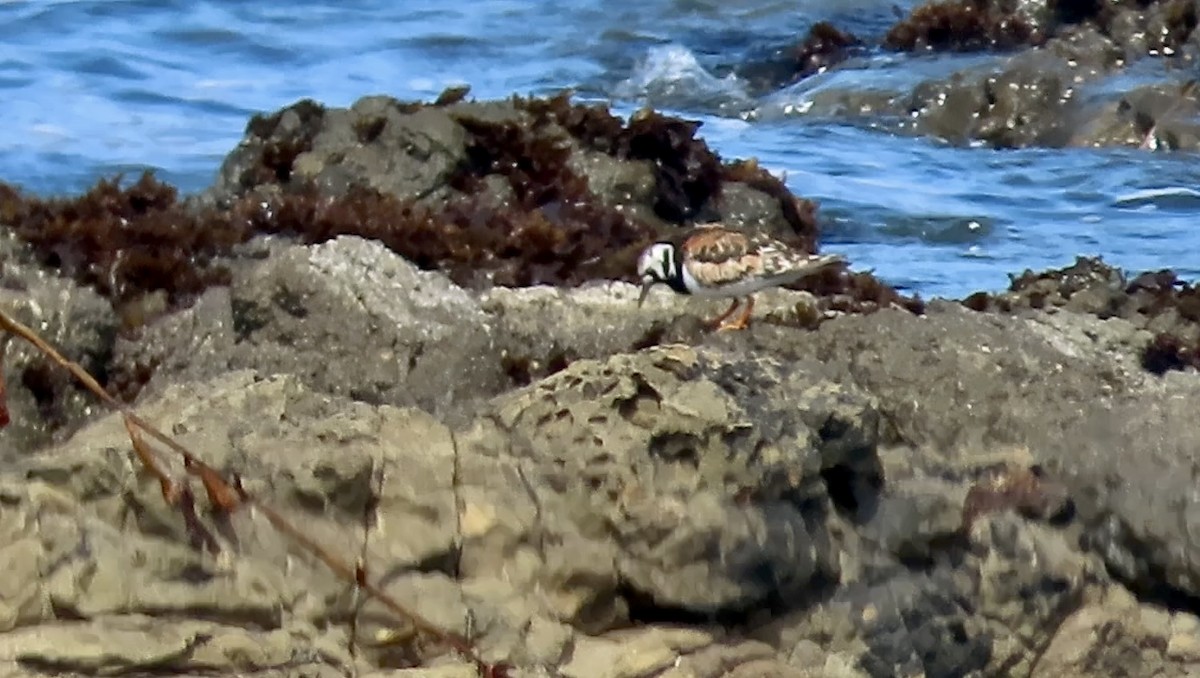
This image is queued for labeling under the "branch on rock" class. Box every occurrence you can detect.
[0,306,509,677]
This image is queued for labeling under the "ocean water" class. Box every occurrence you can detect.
[2,0,1198,299]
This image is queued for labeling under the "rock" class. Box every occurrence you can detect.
[455,343,880,620]
[226,235,504,421]
[114,236,508,424]
[559,627,713,678]
[208,96,469,205]
[14,82,1200,677]
[0,615,342,676]
[480,280,832,386]
[0,230,117,456]
[1071,79,1200,151]
[1032,585,1200,677]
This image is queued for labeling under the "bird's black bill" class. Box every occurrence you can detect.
[637,281,652,307]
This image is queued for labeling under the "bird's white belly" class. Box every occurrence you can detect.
[681,264,793,298]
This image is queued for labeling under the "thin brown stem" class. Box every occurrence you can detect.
[0,306,504,675]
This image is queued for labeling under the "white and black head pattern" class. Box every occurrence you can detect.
[636,242,688,306]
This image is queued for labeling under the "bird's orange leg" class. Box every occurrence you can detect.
[716,296,755,332]
[705,298,741,329]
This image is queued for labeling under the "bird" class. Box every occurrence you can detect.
[635,223,845,331]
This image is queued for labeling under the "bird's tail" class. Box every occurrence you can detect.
[806,252,847,272]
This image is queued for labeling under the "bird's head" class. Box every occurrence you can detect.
[636,242,676,307]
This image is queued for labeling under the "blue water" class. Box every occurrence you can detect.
[3,0,1198,299]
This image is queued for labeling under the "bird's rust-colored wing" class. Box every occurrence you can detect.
[681,226,764,286]
[682,224,825,286]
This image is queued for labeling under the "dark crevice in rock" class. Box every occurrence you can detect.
[501,349,576,388]
[1082,523,1200,619]
[820,460,885,523]
[647,431,702,468]
[617,568,840,630]
[615,374,663,422]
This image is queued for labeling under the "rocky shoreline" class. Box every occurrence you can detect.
[2,91,1200,677]
[736,0,1200,151]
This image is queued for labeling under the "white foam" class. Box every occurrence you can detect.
[614,44,751,111]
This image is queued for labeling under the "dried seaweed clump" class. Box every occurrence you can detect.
[242,183,655,289]
[0,169,659,312]
[0,173,246,306]
[791,22,863,80]
[519,92,821,244]
[884,0,1042,51]
[237,98,328,189]
[518,93,724,224]
[961,256,1200,375]
[805,268,927,318]
[0,90,841,320]
[885,0,1199,54]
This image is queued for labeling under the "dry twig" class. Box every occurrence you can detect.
[0,307,509,677]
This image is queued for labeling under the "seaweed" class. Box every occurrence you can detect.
[884,0,1041,52]
[791,21,863,80]
[961,256,1200,375]
[885,0,1199,54]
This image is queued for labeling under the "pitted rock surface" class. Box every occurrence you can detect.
[457,344,880,616]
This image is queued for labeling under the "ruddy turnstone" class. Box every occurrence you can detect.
[636,224,845,331]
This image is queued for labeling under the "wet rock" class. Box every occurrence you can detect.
[883,0,1199,58]
[895,50,1080,147]
[752,5,1200,151]
[884,0,1043,52]
[736,22,865,92]
[1071,79,1200,150]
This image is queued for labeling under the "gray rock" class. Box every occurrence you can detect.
[0,231,117,457]
[16,225,1200,677]
[1071,79,1200,151]
[208,96,469,205]
[115,236,508,424]
[456,343,879,617]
